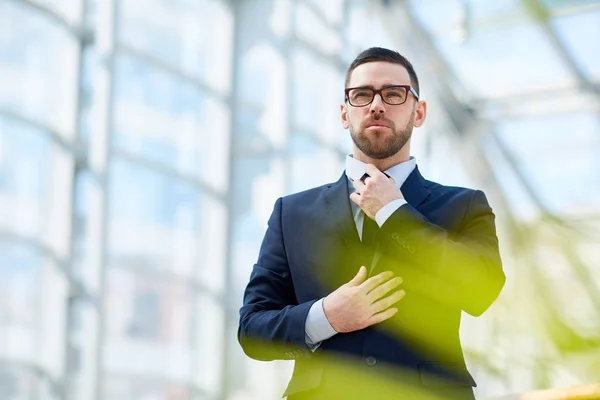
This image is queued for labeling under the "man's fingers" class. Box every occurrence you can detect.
[367,307,398,326]
[371,289,406,314]
[349,192,361,206]
[367,277,403,302]
[348,266,367,286]
[360,271,394,292]
[352,178,365,191]
[364,164,384,180]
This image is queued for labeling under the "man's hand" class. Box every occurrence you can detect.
[322,266,405,333]
[350,164,403,220]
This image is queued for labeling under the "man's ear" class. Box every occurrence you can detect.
[413,100,427,128]
[341,103,349,129]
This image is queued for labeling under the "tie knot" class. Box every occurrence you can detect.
[360,172,390,183]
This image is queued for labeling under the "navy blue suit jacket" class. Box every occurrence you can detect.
[238,167,505,399]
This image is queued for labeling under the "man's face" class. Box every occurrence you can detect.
[341,61,423,160]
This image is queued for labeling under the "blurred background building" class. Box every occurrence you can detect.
[0,0,599,399]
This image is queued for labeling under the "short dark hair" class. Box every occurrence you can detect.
[344,47,420,97]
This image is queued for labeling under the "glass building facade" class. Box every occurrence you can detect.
[0,0,598,399]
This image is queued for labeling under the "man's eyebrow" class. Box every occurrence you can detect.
[351,85,375,89]
[350,84,404,89]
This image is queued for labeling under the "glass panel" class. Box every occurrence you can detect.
[0,0,78,137]
[481,132,545,222]
[225,319,250,399]
[433,23,576,98]
[234,107,268,151]
[290,134,342,194]
[344,1,397,53]
[345,1,370,49]
[551,9,600,81]
[238,44,288,148]
[66,299,99,400]
[0,364,37,399]
[0,242,41,362]
[104,268,194,382]
[268,0,292,38]
[294,2,341,55]
[415,124,476,189]
[292,49,345,147]
[118,0,233,94]
[495,112,600,216]
[195,293,225,396]
[113,54,230,192]
[42,134,75,259]
[35,0,83,25]
[0,117,74,256]
[0,119,50,239]
[407,0,526,40]
[230,155,285,297]
[199,195,227,294]
[306,0,344,25]
[407,0,578,98]
[37,257,70,378]
[466,0,525,22]
[107,159,202,278]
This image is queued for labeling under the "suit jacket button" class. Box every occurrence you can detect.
[365,356,377,366]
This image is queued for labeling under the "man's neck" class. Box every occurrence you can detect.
[353,148,411,172]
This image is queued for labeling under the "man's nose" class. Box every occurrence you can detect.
[369,93,386,114]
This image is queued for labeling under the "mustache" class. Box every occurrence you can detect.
[363,114,395,128]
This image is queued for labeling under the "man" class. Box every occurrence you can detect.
[238,47,505,400]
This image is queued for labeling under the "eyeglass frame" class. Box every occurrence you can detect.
[344,85,420,107]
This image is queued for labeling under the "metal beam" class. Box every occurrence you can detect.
[114,43,229,103]
[8,0,93,42]
[111,148,227,202]
[0,107,79,156]
[474,85,600,119]
[88,0,119,398]
[0,231,90,302]
[521,0,600,99]
[220,0,241,396]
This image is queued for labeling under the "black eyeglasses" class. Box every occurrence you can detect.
[345,85,419,107]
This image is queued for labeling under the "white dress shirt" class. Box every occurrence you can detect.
[304,155,417,350]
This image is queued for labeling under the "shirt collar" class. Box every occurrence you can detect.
[345,155,417,188]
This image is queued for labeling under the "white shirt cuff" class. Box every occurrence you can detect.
[305,298,337,351]
[375,198,407,227]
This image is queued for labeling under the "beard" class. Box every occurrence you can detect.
[349,111,415,160]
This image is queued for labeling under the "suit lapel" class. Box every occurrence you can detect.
[315,172,368,289]
[400,166,430,209]
[323,172,360,250]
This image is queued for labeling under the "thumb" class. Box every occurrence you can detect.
[349,266,367,286]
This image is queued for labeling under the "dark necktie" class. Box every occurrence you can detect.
[362,212,378,253]
[358,171,388,257]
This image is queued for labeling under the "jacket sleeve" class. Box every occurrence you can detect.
[238,197,317,361]
[375,189,505,316]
